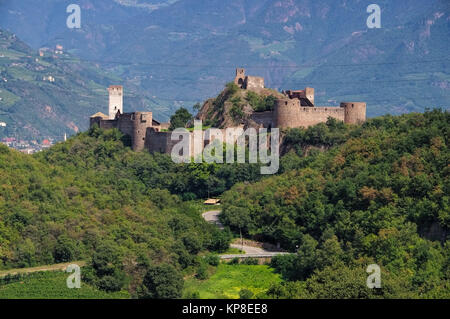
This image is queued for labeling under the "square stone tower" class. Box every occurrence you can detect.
[108,85,123,119]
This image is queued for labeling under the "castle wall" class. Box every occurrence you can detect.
[100,120,117,130]
[244,76,264,90]
[299,106,345,127]
[146,130,181,155]
[116,113,134,138]
[274,99,345,128]
[146,128,243,158]
[250,111,274,128]
[89,117,102,128]
[92,112,154,151]
[90,118,117,130]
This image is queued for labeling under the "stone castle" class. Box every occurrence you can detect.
[90,69,366,154]
[232,68,366,129]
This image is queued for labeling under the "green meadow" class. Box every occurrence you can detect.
[183,263,282,299]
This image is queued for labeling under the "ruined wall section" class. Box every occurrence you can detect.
[235,68,245,87]
[244,76,264,91]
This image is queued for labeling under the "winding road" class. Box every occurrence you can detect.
[202,210,289,259]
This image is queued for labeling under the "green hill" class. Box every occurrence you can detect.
[220,109,450,298]
[0,108,448,298]
[0,127,251,296]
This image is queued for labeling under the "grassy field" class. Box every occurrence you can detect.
[183,263,282,299]
[0,271,130,299]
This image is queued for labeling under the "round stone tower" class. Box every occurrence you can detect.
[341,102,366,124]
[274,98,301,128]
[132,112,153,151]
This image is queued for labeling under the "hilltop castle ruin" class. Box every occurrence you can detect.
[90,69,366,154]
[233,69,366,128]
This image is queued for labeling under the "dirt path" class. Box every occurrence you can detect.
[202,210,224,229]
[0,261,86,278]
[202,210,288,257]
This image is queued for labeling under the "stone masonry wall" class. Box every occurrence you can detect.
[274,99,345,128]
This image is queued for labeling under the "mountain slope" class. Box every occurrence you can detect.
[0,28,166,140]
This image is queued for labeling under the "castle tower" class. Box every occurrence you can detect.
[305,87,314,106]
[235,68,245,87]
[341,102,366,124]
[108,85,123,119]
[274,98,301,128]
[132,112,153,151]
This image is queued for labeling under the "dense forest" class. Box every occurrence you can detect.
[0,126,261,296]
[220,109,449,298]
[0,109,448,298]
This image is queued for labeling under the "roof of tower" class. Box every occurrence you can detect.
[90,112,108,118]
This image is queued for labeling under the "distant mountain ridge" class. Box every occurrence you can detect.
[0,0,449,139]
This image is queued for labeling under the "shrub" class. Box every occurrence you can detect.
[241,258,259,265]
[195,262,209,280]
[239,288,254,299]
[97,275,125,292]
[53,235,78,263]
[205,254,220,267]
[138,263,184,299]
